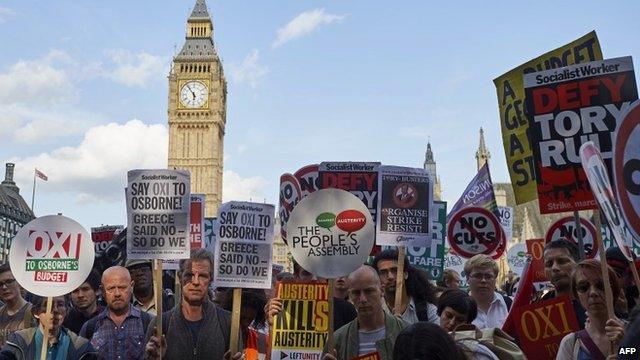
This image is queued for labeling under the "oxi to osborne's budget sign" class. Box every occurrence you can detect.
[287,188,375,278]
[9,215,94,297]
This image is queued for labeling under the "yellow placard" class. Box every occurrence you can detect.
[493,31,602,204]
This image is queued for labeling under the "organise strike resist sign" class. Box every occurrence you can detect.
[524,56,638,214]
[376,166,433,247]
[126,169,190,260]
[9,215,94,297]
[214,202,274,289]
[447,207,503,259]
[271,281,328,360]
[287,188,374,278]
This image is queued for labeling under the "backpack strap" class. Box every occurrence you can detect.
[84,318,97,340]
[501,293,512,311]
[576,329,606,360]
[414,300,429,322]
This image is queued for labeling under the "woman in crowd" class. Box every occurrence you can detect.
[225,289,268,360]
[393,322,466,360]
[557,259,627,359]
[437,289,478,332]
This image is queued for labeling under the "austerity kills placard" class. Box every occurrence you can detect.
[447,207,503,259]
[405,201,446,281]
[190,194,205,249]
[214,202,275,289]
[376,166,433,247]
[545,216,598,259]
[9,215,95,297]
[319,162,379,226]
[271,281,328,360]
[91,225,123,254]
[287,188,374,278]
[525,57,638,214]
[494,31,603,205]
[513,296,579,359]
[126,169,190,259]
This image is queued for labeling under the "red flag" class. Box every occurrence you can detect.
[35,169,48,181]
[502,257,535,337]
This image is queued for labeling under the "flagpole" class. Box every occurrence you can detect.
[31,169,36,212]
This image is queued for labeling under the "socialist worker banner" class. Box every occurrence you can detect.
[271,281,329,360]
[512,296,579,359]
[525,57,638,213]
[494,31,602,205]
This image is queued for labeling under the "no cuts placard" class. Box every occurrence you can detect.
[10,215,95,297]
[447,207,503,259]
[545,216,598,259]
[126,169,191,260]
[214,201,275,289]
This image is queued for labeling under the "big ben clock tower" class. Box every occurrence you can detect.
[168,0,226,217]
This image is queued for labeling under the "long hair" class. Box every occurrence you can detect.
[373,249,437,304]
[393,322,467,360]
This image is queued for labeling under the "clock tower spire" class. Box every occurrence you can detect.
[168,0,227,217]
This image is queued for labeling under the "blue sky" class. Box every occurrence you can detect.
[1,1,639,229]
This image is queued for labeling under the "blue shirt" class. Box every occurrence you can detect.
[88,306,146,360]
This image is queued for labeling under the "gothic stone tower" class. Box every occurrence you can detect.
[168,0,226,217]
[423,142,442,201]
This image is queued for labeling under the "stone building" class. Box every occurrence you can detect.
[168,0,226,217]
[0,164,35,262]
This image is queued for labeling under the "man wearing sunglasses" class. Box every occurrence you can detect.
[0,263,35,346]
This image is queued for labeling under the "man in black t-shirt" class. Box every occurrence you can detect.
[63,270,103,334]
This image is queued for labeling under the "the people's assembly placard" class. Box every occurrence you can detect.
[214,201,275,289]
[10,215,95,297]
[126,169,191,260]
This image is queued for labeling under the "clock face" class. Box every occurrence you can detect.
[180,81,208,108]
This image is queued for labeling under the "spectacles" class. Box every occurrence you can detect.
[576,281,605,293]
[469,273,495,281]
[0,279,16,288]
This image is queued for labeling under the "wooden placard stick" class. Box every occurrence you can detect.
[153,259,164,359]
[229,288,242,354]
[327,279,335,352]
[39,296,52,360]
[394,246,406,316]
[573,210,585,260]
[593,211,616,356]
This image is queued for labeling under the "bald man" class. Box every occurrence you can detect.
[323,265,408,360]
[80,266,154,360]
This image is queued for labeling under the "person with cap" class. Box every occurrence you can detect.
[125,259,174,315]
[63,270,103,334]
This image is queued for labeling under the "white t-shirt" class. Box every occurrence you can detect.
[471,292,509,329]
[358,327,386,355]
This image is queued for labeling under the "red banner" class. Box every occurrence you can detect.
[190,194,205,249]
[526,238,547,283]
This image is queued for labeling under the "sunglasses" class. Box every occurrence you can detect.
[576,281,605,293]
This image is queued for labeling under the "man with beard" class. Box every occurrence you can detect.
[464,254,509,329]
[80,266,153,360]
[63,270,103,334]
[144,249,242,360]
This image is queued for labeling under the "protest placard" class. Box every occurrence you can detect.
[351,352,380,360]
[204,217,217,253]
[287,188,374,278]
[447,207,503,259]
[214,201,275,289]
[444,248,468,289]
[91,225,123,254]
[545,216,598,259]
[405,201,446,281]
[507,243,527,277]
[271,281,329,360]
[447,163,497,221]
[525,56,638,214]
[614,100,640,245]
[497,206,513,242]
[512,296,579,359]
[494,31,602,205]
[376,166,432,247]
[126,169,190,260]
[10,215,95,297]
[319,162,379,225]
[190,194,205,250]
[279,164,319,241]
[526,238,548,287]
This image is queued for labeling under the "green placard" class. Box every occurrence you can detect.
[405,201,447,281]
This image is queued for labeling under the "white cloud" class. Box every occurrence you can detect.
[273,8,346,48]
[9,120,168,203]
[0,49,76,105]
[95,50,167,87]
[230,49,268,89]
[223,170,267,202]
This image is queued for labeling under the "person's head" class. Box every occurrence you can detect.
[438,269,461,290]
[101,266,133,314]
[544,239,579,293]
[464,254,498,300]
[292,260,314,281]
[31,295,67,336]
[125,259,153,295]
[224,289,267,335]
[334,276,349,295]
[347,265,384,318]
[70,270,100,311]
[179,249,214,305]
[606,246,636,284]
[571,259,621,317]
[393,322,466,360]
[0,263,22,303]
[437,289,478,332]
[373,249,408,296]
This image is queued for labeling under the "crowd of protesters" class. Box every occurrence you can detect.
[0,240,637,359]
